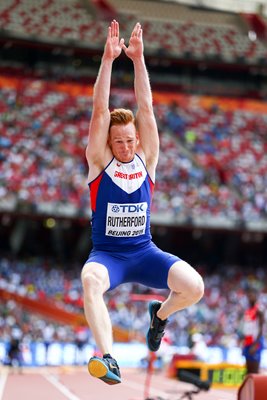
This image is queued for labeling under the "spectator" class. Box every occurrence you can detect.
[242,287,265,374]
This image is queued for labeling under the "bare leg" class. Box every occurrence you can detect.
[157,260,204,321]
[81,262,112,354]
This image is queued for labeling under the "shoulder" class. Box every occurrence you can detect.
[136,151,156,183]
[88,149,113,182]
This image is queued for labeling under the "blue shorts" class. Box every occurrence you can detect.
[86,241,181,290]
[243,337,264,362]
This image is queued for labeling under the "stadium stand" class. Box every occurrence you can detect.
[1,68,266,229]
[109,0,267,64]
[1,0,267,65]
[0,1,267,385]
[0,256,266,356]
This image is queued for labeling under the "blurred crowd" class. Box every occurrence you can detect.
[0,67,267,225]
[1,257,266,358]
[1,65,267,365]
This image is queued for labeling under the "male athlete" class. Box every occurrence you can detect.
[242,287,264,374]
[81,20,204,385]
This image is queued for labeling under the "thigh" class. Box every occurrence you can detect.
[128,242,180,289]
[246,358,260,373]
[84,249,128,290]
[81,261,110,293]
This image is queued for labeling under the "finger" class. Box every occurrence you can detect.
[131,22,139,37]
[135,22,141,36]
[119,38,125,48]
[111,19,117,37]
[110,20,114,36]
[114,19,119,37]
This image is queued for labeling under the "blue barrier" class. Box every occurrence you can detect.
[1,341,267,369]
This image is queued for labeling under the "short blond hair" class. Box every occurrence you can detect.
[109,108,136,130]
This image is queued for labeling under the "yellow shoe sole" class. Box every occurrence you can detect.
[88,359,107,378]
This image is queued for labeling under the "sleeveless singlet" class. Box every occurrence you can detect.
[243,304,261,346]
[89,154,154,251]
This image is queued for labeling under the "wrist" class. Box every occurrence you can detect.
[132,55,145,65]
[102,54,115,65]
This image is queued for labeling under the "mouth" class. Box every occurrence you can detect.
[120,151,131,157]
[118,153,131,162]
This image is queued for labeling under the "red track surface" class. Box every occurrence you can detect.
[0,366,238,400]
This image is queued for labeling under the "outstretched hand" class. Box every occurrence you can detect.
[123,22,144,60]
[104,20,124,60]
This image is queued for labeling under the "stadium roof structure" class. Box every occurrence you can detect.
[164,0,267,16]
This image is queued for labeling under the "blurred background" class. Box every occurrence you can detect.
[0,0,267,377]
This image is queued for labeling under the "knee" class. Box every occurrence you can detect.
[180,273,204,306]
[81,264,108,299]
[168,261,204,305]
[192,274,205,304]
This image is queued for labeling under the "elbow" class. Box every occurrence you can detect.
[136,107,155,123]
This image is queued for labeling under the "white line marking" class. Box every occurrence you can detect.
[122,377,236,400]
[122,378,167,397]
[0,371,8,400]
[44,374,80,400]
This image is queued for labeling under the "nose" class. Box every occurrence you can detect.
[121,143,128,150]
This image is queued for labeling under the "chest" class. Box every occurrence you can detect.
[105,157,147,194]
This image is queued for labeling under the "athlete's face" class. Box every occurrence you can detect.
[108,122,138,163]
[248,290,257,306]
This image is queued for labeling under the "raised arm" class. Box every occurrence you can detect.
[123,23,159,178]
[86,20,124,175]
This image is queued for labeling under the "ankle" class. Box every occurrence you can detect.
[157,310,167,322]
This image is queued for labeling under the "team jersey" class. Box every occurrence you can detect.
[89,154,154,251]
[243,304,261,346]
